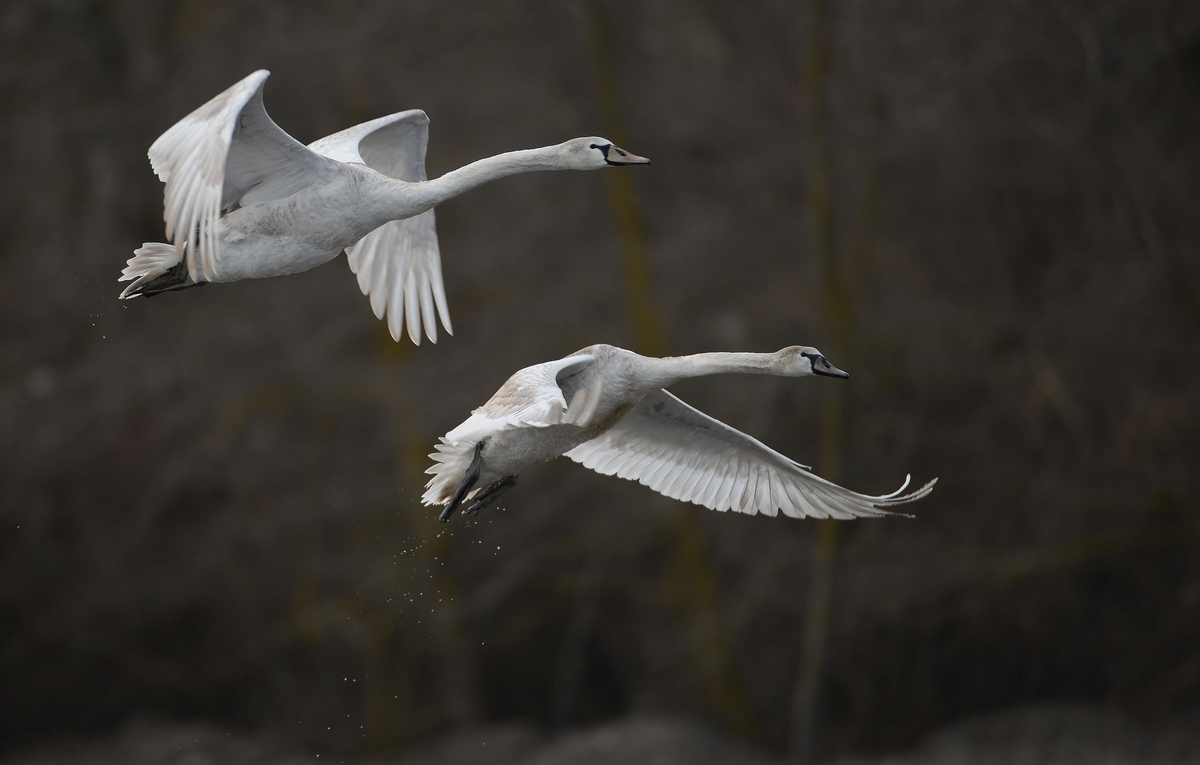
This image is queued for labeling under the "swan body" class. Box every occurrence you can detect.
[120,70,649,344]
[425,345,936,521]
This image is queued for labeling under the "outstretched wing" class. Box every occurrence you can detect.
[310,111,448,345]
[566,389,936,519]
[423,355,601,506]
[148,70,334,282]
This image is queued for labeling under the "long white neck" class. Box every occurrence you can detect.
[400,146,573,213]
[637,352,794,391]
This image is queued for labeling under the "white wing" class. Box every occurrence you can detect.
[566,389,936,519]
[148,70,334,282]
[423,355,601,505]
[310,111,448,345]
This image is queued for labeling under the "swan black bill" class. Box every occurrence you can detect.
[804,353,850,379]
[813,365,849,379]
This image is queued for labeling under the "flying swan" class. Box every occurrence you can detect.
[119,70,649,344]
[425,344,936,521]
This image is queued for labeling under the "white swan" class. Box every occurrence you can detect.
[119,70,649,344]
[424,344,936,521]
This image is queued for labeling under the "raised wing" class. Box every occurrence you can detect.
[310,111,449,344]
[149,70,333,282]
[566,389,936,519]
[308,109,429,173]
[449,355,600,440]
[424,355,601,505]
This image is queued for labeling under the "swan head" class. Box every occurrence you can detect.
[558,137,651,169]
[776,346,849,378]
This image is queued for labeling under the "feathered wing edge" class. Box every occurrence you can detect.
[146,69,332,287]
[310,110,449,345]
[148,70,270,283]
[566,389,936,519]
[345,211,450,344]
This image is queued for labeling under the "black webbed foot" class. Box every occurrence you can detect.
[465,474,519,516]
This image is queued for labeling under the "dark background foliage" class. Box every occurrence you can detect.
[1,0,1198,762]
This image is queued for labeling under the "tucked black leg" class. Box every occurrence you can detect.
[465,474,519,516]
[130,261,207,298]
[439,441,484,523]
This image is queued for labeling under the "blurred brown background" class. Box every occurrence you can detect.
[2,0,1198,763]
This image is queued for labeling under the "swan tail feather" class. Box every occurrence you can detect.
[422,438,479,506]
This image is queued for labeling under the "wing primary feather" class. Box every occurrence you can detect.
[739,468,755,514]
[588,448,621,475]
[720,455,748,511]
[809,487,857,520]
[739,464,760,515]
[760,471,781,517]
[670,453,705,502]
[683,455,721,505]
[372,239,392,320]
[727,457,753,514]
[597,442,637,476]
[815,486,859,519]
[611,448,649,480]
[385,252,405,340]
[711,459,738,511]
[776,479,803,519]
[689,453,718,507]
[404,262,422,344]
[165,140,204,240]
[659,465,687,499]
[349,239,376,297]
[429,236,452,335]
[419,276,438,344]
[622,449,660,481]
[784,480,822,519]
[753,468,773,515]
[768,474,787,515]
[695,464,725,510]
[642,453,677,490]
[877,474,913,500]
[663,448,704,498]
[669,452,707,499]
